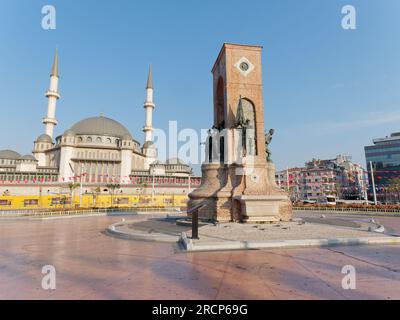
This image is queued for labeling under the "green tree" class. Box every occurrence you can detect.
[106,184,121,207]
[387,177,400,204]
[90,187,101,207]
[68,182,80,208]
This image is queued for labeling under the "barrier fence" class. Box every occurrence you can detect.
[0,206,184,218]
[293,206,400,214]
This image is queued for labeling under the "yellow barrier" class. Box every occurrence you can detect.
[0,194,189,211]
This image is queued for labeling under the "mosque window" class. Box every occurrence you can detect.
[78,137,83,143]
[96,137,102,143]
[87,137,92,142]
[208,136,213,162]
[106,138,112,143]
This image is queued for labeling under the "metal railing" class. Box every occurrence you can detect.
[293,206,400,214]
[0,206,183,218]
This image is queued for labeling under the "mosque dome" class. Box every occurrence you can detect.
[68,116,133,139]
[122,134,133,141]
[143,141,156,149]
[19,155,37,161]
[36,134,53,143]
[63,129,76,137]
[150,160,165,166]
[166,158,187,165]
[0,149,21,159]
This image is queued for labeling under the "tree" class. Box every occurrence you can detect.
[387,177,400,204]
[90,187,101,207]
[106,184,121,207]
[68,183,80,208]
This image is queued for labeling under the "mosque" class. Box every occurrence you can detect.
[0,51,199,196]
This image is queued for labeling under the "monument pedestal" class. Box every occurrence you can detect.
[189,162,292,223]
[234,195,291,223]
[188,163,226,221]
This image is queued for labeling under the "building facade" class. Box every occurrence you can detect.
[365,132,400,187]
[276,155,367,202]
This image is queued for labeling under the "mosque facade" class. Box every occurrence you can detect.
[0,51,199,196]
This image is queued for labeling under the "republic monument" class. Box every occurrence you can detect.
[188,43,292,223]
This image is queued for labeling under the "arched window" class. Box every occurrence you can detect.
[220,136,225,163]
[96,137,102,143]
[208,136,213,163]
[106,138,112,143]
[78,137,83,143]
[215,77,225,129]
[86,137,92,142]
[240,98,257,156]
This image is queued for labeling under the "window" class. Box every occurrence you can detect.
[24,199,39,206]
[116,198,129,204]
[87,137,92,142]
[208,136,213,162]
[164,198,173,204]
[96,137,102,143]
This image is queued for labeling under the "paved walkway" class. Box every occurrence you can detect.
[0,214,399,299]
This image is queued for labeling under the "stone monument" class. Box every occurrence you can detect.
[188,43,292,223]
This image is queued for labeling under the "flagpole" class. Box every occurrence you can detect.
[286,167,290,192]
[364,170,369,205]
[370,161,377,205]
[152,172,155,200]
[79,163,84,208]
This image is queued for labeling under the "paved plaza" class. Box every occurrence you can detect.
[0,213,400,299]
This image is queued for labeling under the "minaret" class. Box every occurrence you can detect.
[43,49,60,139]
[143,66,155,142]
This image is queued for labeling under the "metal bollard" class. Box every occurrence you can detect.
[192,210,199,240]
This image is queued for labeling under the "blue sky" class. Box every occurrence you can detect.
[0,0,399,174]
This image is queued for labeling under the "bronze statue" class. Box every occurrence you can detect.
[235,96,249,156]
[265,128,275,162]
[235,96,247,128]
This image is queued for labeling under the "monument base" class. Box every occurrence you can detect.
[188,162,293,223]
[233,195,292,223]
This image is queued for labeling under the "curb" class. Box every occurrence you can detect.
[106,222,178,243]
[178,235,400,252]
